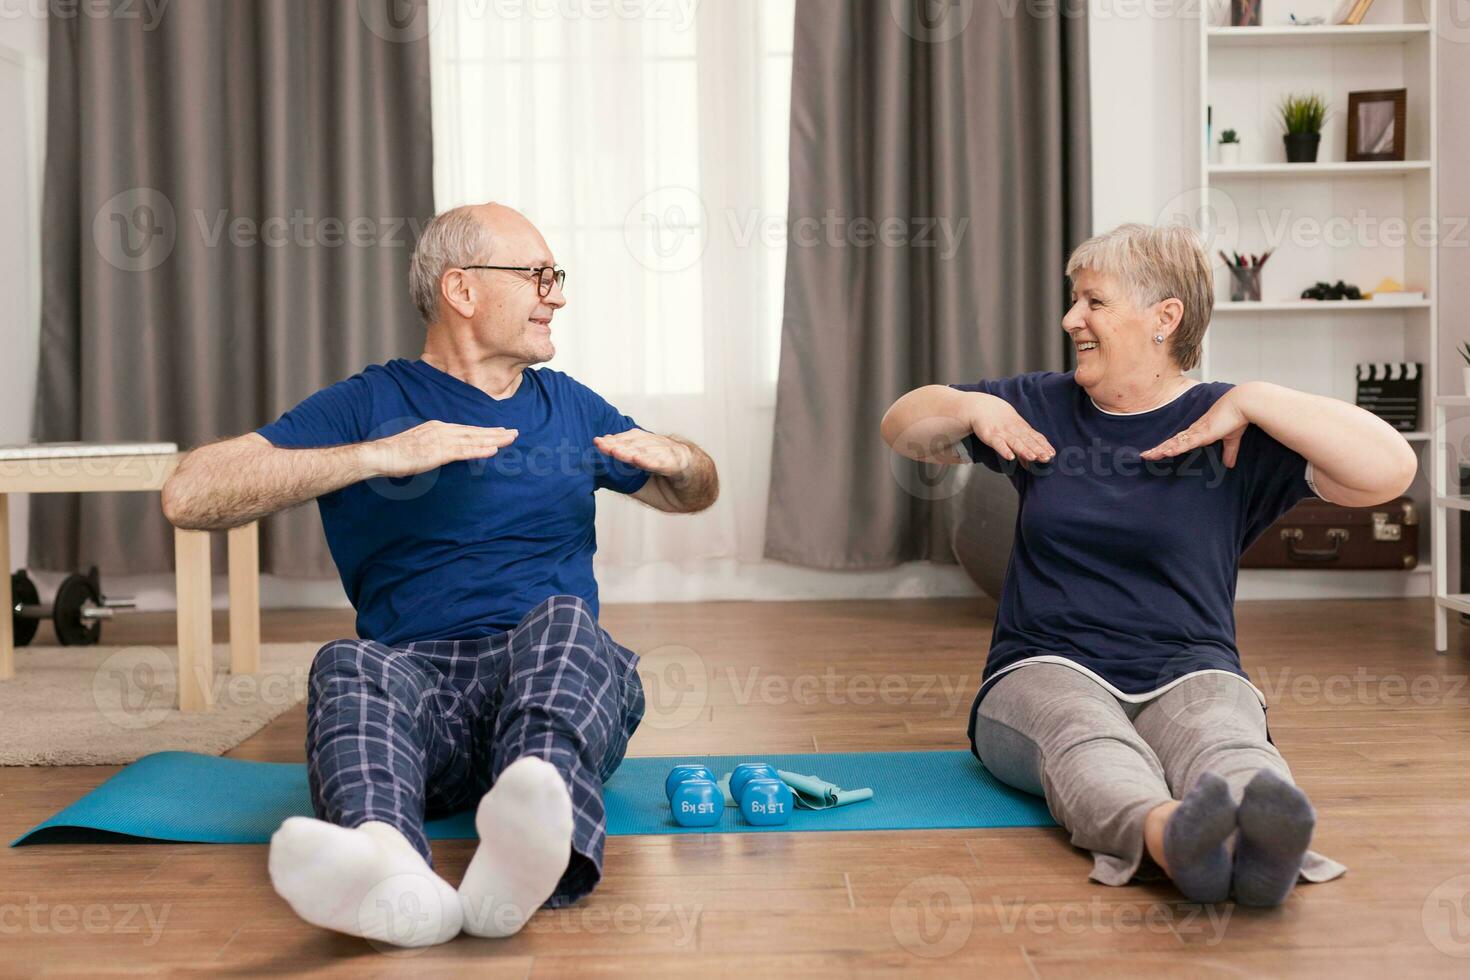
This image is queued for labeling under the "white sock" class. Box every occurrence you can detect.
[268,817,463,948]
[458,756,574,938]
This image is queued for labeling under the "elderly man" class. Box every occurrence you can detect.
[162,203,718,947]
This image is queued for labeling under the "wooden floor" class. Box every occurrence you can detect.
[5,597,1470,977]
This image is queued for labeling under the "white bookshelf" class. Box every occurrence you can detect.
[1190,0,1438,605]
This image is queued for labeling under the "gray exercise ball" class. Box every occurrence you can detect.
[951,464,1019,601]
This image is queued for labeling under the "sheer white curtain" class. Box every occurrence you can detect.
[428,0,975,602]
[429,0,794,583]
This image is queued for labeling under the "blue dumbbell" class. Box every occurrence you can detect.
[664,764,715,802]
[671,777,723,827]
[739,777,793,826]
[730,763,780,803]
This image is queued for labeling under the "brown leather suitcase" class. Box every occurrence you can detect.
[1240,497,1419,570]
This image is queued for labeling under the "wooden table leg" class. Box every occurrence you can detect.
[0,493,12,681]
[174,527,214,712]
[227,522,260,675]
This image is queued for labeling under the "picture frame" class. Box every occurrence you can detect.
[1346,89,1407,162]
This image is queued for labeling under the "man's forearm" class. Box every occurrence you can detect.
[162,435,373,531]
[1241,382,1417,498]
[650,438,718,513]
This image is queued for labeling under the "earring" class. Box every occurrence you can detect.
[1153,334,1165,344]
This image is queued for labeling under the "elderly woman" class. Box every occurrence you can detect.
[881,223,1417,906]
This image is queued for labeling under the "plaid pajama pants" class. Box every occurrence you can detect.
[304,594,645,907]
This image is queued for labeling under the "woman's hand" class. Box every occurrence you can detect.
[968,393,1056,464]
[1140,387,1250,468]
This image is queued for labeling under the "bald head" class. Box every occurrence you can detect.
[408,202,554,324]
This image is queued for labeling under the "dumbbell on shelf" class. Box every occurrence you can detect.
[10,567,136,647]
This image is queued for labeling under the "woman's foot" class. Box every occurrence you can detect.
[1161,772,1236,904]
[1233,769,1315,907]
[268,817,463,948]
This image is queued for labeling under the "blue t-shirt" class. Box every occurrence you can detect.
[256,359,649,646]
[951,372,1317,737]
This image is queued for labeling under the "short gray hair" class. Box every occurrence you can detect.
[1064,223,1214,372]
[409,205,494,323]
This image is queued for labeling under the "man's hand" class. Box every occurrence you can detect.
[1140,386,1251,468]
[593,429,695,479]
[364,421,520,478]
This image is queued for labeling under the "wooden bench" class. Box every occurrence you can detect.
[0,443,259,712]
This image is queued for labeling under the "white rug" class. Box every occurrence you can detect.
[0,642,320,766]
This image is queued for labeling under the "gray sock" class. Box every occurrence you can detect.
[1233,769,1315,908]
[1162,771,1236,904]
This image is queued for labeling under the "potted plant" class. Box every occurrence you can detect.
[1459,342,1470,395]
[1279,93,1328,163]
[1218,129,1241,165]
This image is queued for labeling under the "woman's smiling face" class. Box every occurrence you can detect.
[1062,267,1172,389]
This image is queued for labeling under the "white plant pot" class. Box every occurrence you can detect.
[1218,142,1241,165]
[1462,366,1470,396]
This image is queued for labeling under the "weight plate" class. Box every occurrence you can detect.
[11,571,40,647]
[53,572,102,646]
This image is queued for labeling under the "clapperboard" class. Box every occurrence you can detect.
[1355,362,1421,432]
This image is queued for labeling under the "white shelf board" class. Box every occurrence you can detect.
[1209,161,1431,178]
[1437,397,1470,408]
[1207,25,1431,48]
[1214,300,1431,313]
[1435,594,1470,617]
[1434,496,1470,514]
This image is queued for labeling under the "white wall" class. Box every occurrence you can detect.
[0,10,46,573]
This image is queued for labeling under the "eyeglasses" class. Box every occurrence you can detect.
[461,265,567,298]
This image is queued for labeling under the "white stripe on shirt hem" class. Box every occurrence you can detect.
[981,655,1267,706]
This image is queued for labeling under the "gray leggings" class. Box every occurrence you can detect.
[974,662,1345,886]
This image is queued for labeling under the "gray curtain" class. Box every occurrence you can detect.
[765,0,1090,569]
[31,0,435,579]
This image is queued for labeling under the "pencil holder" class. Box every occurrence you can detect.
[1228,266,1261,302]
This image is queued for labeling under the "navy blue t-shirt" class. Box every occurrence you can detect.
[951,372,1317,736]
[256,359,649,646]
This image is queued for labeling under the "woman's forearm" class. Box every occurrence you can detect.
[881,385,984,463]
[1240,382,1418,503]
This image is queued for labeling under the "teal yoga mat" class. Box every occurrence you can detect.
[11,750,1054,846]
